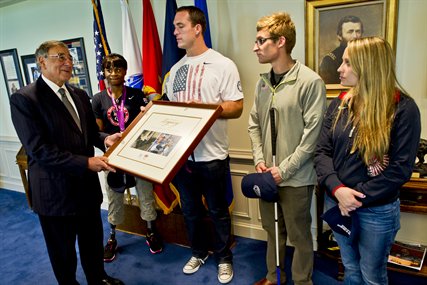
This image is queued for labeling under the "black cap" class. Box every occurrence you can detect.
[241,172,278,202]
[321,205,358,243]
[107,171,136,193]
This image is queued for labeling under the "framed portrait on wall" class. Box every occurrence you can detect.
[305,0,398,97]
[62,37,93,98]
[105,101,223,186]
[0,48,24,98]
[21,54,40,85]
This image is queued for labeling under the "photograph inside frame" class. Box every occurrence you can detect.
[119,111,201,169]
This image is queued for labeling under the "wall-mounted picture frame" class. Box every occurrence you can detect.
[105,100,223,186]
[305,0,398,97]
[21,54,40,85]
[62,37,93,98]
[0,48,24,98]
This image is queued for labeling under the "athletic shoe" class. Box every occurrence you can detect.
[146,232,163,254]
[103,238,118,262]
[101,275,124,285]
[218,263,233,284]
[182,255,209,274]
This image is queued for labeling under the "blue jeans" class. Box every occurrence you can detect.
[172,158,232,264]
[326,196,400,284]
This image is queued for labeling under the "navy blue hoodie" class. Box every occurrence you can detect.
[314,91,421,207]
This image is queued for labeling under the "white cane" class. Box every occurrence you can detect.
[269,107,280,284]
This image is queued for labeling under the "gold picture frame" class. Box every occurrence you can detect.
[105,100,223,185]
[305,0,399,97]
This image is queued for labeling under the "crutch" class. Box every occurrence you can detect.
[269,107,281,284]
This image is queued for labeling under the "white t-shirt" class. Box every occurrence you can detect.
[165,49,243,161]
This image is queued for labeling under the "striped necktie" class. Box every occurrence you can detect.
[58,88,81,131]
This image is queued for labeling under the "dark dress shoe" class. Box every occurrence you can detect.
[254,277,285,285]
[101,276,125,285]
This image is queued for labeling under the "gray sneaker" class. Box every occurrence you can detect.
[183,255,209,274]
[218,263,233,284]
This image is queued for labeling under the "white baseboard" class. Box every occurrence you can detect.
[1,179,109,211]
[232,221,266,241]
[232,219,319,250]
[0,180,25,193]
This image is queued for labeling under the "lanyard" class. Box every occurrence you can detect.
[107,86,127,132]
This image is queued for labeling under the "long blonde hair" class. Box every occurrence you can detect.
[336,37,401,164]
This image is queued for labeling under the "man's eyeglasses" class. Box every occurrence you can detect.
[255,37,275,47]
[46,53,74,63]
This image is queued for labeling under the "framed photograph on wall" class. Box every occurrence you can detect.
[305,0,398,97]
[62,37,93,98]
[105,101,223,186]
[0,48,24,98]
[21,54,40,85]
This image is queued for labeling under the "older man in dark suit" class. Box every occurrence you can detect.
[10,40,124,285]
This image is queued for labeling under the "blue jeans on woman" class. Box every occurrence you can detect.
[172,157,233,264]
[326,196,400,285]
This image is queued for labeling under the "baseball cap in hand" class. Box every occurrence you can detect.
[241,172,278,202]
[321,205,358,243]
[107,171,136,193]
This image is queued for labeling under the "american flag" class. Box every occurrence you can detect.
[91,0,111,91]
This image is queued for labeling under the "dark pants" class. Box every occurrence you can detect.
[173,158,233,264]
[39,209,106,285]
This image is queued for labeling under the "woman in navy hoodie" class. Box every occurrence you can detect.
[314,36,421,285]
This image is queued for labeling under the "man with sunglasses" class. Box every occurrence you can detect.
[248,13,326,285]
[10,40,124,285]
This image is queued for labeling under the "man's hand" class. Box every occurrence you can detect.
[105,133,122,148]
[266,166,283,184]
[255,162,268,173]
[88,156,116,172]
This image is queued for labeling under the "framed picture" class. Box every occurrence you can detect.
[305,0,398,97]
[21,54,40,85]
[0,48,24,98]
[62,37,93,98]
[105,100,223,185]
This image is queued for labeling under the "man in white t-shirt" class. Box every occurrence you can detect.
[164,6,243,285]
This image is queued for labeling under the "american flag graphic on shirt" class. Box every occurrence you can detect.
[172,63,206,102]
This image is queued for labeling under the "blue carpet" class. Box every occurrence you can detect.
[0,189,423,284]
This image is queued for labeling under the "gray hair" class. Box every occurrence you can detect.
[34,40,68,69]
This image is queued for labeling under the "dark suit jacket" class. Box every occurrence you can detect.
[10,77,108,216]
